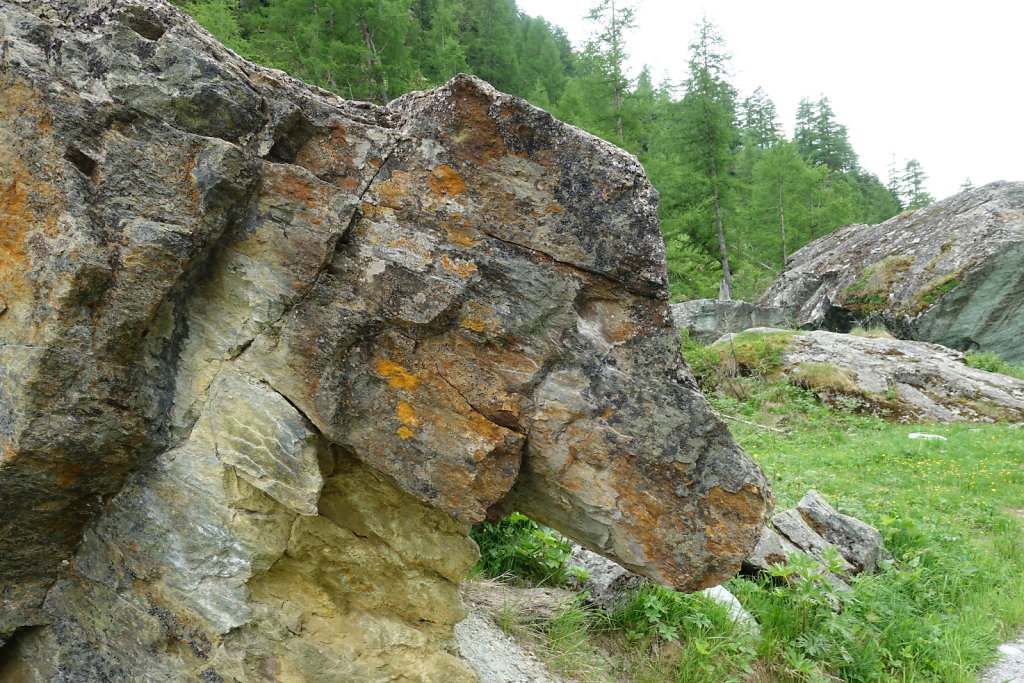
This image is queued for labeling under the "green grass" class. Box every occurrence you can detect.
[470,339,1024,682]
[731,419,1024,681]
[965,350,1024,381]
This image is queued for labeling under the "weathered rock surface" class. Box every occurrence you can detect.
[744,490,888,582]
[568,544,645,611]
[795,490,886,574]
[714,329,1024,422]
[671,298,791,344]
[0,0,770,678]
[454,609,562,683]
[759,182,1024,362]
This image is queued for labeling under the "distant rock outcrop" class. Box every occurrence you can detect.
[671,298,791,344]
[713,329,1024,422]
[759,182,1024,363]
[0,0,770,679]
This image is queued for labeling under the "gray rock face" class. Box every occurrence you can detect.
[743,526,802,574]
[671,299,791,344]
[770,509,855,574]
[744,490,888,581]
[0,0,771,678]
[796,490,885,574]
[759,182,1024,363]
[713,329,1024,423]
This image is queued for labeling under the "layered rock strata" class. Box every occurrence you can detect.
[759,182,1024,362]
[0,0,771,678]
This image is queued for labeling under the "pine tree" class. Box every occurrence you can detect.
[411,0,469,87]
[582,0,637,143]
[901,159,934,209]
[461,0,522,93]
[739,87,781,150]
[676,18,739,299]
[794,96,857,173]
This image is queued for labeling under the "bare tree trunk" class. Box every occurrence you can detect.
[614,88,623,141]
[778,181,788,264]
[358,12,388,103]
[711,165,732,300]
[808,191,816,241]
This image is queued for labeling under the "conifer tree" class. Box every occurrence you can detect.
[582,0,637,143]
[676,18,739,299]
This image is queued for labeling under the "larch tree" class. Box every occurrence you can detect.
[582,0,636,143]
[677,17,739,300]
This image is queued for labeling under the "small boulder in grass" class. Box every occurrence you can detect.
[567,543,644,611]
[771,508,856,574]
[795,490,890,574]
[743,490,890,584]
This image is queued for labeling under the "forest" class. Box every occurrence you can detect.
[175,0,939,301]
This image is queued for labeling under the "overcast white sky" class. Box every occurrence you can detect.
[515,0,1023,200]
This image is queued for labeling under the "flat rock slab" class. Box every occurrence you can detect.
[714,329,1024,422]
[981,631,1024,683]
[671,299,791,344]
[455,609,563,683]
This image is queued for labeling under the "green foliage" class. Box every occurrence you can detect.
[965,351,1024,380]
[917,272,960,306]
[470,512,580,585]
[739,421,1024,682]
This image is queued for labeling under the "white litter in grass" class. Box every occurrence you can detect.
[908,433,947,441]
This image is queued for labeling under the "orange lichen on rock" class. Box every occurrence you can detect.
[440,254,477,278]
[427,165,468,197]
[396,401,418,427]
[374,169,418,209]
[374,360,421,390]
[444,224,479,248]
[458,301,499,334]
[701,484,772,580]
[294,123,359,189]
[442,88,506,165]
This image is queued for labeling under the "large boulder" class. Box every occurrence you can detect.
[759,182,1024,363]
[0,0,771,678]
[713,329,1024,422]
